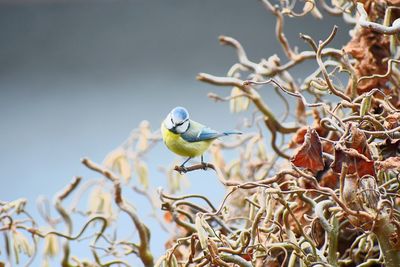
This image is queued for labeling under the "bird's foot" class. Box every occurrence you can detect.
[178,165,188,174]
[201,162,210,171]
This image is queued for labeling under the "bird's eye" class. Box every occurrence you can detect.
[175,120,189,134]
[175,119,188,126]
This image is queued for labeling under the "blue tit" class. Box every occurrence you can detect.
[161,106,241,168]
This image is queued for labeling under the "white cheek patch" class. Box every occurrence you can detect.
[176,120,189,134]
[164,114,174,130]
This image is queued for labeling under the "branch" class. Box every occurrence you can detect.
[357,59,400,84]
[197,73,299,134]
[357,3,400,35]
[314,26,351,102]
[81,158,154,267]
[55,176,81,267]
[173,163,215,173]
[219,35,261,73]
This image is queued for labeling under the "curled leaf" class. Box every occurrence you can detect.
[358,175,380,213]
[229,87,250,113]
[137,120,151,152]
[135,160,149,189]
[88,187,115,220]
[12,231,33,263]
[291,128,324,172]
[384,112,400,130]
[116,156,131,183]
[359,95,372,117]
[331,127,375,176]
[344,27,390,94]
[103,149,132,183]
[378,138,400,158]
[331,147,375,177]
[375,156,400,171]
[195,215,208,250]
[43,233,59,258]
[167,163,188,194]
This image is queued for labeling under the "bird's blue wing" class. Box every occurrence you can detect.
[181,120,222,142]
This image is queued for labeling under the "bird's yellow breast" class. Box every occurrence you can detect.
[161,123,213,157]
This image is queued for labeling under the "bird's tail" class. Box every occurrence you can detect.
[222,131,242,136]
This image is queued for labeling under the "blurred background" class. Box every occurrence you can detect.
[0,0,350,263]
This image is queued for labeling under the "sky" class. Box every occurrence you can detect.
[0,0,351,264]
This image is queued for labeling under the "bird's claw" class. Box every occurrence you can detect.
[178,166,188,174]
[201,162,209,171]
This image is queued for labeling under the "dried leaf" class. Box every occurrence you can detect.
[331,126,375,176]
[87,187,115,221]
[318,169,339,189]
[384,112,400,130]
[116,156,131,183]
[41,258,50,267]
[309,3,322,19]
[289,109,327,149]
[135,161,149,189]
[195,215,208,250]
[43,233,59,258]
[360,95,372,117]
[331,147,375,177]
[103,149,132,183]
[137,120,151,152]
[229,87,250,113]
[375,157,400,171]
[291,128,324,172]
[296,99,306,125]
[163,211,173,223]
[289,127,308,148]
[348,127,371,157]
[167,164,187,194]
[378,138,400,158]
[12,231,33,263]
[344,27,390,94]
[358,175,380,212]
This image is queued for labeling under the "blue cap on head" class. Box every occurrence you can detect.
[171,107,189,123]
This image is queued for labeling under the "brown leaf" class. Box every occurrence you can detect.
[331,125,375,177]
[375,157,400,171]
[291,128,324,172]
[289,126,307,148]
[384,113,400,130]
[318,169,339,189]
[348,127,371,157]
[289,110,328,149]
[378,138,400,158]
[312,109,328,138]
[331,146,375,177]
[344,27,390,94]
[163,211,173,223]
[296,98,306,125]
[289,200,312,236]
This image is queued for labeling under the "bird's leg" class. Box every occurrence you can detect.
[179,157,192,173]
[201,155,208,170]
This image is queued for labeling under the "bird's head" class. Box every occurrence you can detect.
[164,106,190,134]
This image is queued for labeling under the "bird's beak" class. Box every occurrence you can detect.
[170,126,178,134]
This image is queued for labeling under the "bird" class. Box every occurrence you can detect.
[161,106,241,170]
